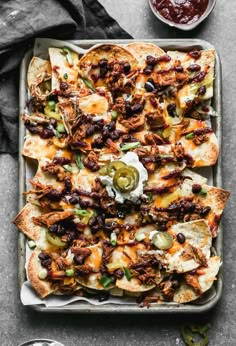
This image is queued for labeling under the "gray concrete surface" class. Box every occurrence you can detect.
[1,0,236,345]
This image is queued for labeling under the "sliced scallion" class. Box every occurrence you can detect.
[99,275,113,288]
[185,132,194,140]
[111,110,118,120]
[123,267,132,281]
[120,142,140,151]
[110,232,117,246]
[65,269,74,277]
[147,192,153,203]
[52,128,61,139]
[62,47,73,66]
[75,153,84,170]
[74,208,90,217]
[63,73,68,80]
[48,100,56,110]
[63,164,72,172]
[135,233,146,242]
[200,188,207,196]
[81,78,96,93]
[57,123,66,133]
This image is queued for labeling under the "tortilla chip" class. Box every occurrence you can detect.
[173,256,221,303]
[165,220,212,273]
[78,43,137,84]
[13,203,43,241]
[27,249,54,298]
[126,42,165,68]
[27,57,51,100]
[49,47,79,91]
[116,276,155,292]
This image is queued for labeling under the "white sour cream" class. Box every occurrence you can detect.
[99,152,148,203]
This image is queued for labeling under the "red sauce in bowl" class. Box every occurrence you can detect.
[151,0,209,25]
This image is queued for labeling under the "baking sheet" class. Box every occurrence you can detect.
[18,38,223,313]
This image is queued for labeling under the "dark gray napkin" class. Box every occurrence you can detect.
[0,0,131,153]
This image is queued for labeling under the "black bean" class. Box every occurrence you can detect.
[110,131,120,140]
[198,86,206,95]
[49,224,58,233]
[158,54,171,62]
[60,82,68,90]
[45,190,62,201]
[100,67,108,77]
[53,157,71,165]
[187,64,201,72]
[188,51,201,60]
[144,81,155,92]
[40,128,54,139]
[99,59,108,68]
[167,103,176,117]
[41,259,51,268]
[192,184,202,194]
[146,55,157,66]
[68,196,79,204]
[132,103,143,114]
[123,62,131,74]
[143,65,153,75]
[114,269,124,279]
[56,225,66,236]
[177,233,186,244]
[175,66,184,73]
[92,136,104,148]
[38,253,50,261]
[125,101,133,116]
[200,206,211,217]
[86,125,96,137]
[117,210,126,219]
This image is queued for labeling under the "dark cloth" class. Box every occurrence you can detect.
[0,0,131,153]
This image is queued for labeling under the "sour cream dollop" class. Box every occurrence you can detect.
[99,152,148,203]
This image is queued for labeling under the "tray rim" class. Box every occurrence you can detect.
[18,38,223,314]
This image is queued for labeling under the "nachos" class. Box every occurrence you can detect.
[14,43,229,305]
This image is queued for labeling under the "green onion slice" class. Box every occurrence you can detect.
[63,164,72,172]
[75,153,84,170]
[62,47,73,66]
[111,110,118,120]
[99,275,113,288]
[52,128,61,139]
[185,132,194,139]
[110,232,117,246]
[135,233,146,242]
[65,269,74,277]
[57,123,66,133]
[123,267,132,281]
[63,73,68,79]
[48,100,56,110]
[74,209,90,217]
[81,78,96,93]
[120,142,140,151]
[200,188,207,196]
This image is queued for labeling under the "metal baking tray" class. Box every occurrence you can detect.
[18,39,222,313]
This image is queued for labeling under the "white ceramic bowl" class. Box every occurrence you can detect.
[148,0,217,31]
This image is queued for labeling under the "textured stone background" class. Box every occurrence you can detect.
[1,0,235,345]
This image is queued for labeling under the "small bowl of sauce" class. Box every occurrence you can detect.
[149,0,217,30]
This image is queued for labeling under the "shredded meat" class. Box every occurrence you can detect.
[102,240,114,265]
[75,264,94,275]
[173,143,185,161]
[113,96,126,114]
[159,277,179,300]
[33,210,74,228]
[181,244,208,267]
[185,273,203,296]
[144,133,165,145]
[71,247,92,264]
[83,151,100,171]
[193,134,208,146]
[145,111,165,130]
[42,161,70,181]
[120,115,144,132]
